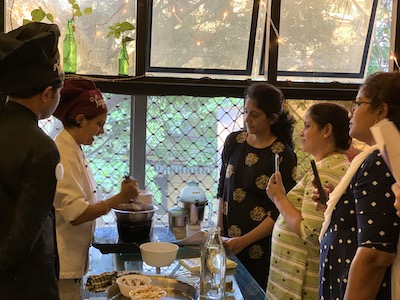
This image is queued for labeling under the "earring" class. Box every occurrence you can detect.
[324,134,327,138]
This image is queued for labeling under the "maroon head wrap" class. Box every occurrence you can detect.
[53,79,107,124]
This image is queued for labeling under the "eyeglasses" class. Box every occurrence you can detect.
[351,100,372,109]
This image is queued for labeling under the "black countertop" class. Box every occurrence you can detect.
[92,226,179,254]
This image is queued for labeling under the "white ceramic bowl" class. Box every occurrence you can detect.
[140,242,179,267]
[128,284,167,300]
[116,274,152,297]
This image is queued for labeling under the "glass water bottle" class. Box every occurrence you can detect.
[200,227,226,299]
[63,19,77,73]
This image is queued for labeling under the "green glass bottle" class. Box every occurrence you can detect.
[118,42,129,76]
[63,19,77,74]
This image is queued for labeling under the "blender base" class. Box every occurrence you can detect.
[186,224,201,237]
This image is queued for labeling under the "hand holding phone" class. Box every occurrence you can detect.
[272,154,280,184]
[274,153,280,174]
[310,159,328,205]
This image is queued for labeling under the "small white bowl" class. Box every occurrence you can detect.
[140,242,179,267]
[128,284,167,300]
[116,274,152,297]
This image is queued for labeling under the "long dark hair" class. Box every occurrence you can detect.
[361,72,400,129]
[307,103,351,151]
[244,83,295,149]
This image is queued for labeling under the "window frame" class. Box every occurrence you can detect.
[274,0,380,80]
[146,0,260,76]
[0,0,398,98]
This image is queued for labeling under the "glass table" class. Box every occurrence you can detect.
[86,226,266,299]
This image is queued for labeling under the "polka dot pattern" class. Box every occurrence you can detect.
[319,151,399,299]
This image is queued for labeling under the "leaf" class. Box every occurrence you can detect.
[31,8,46,22]
[75,10,83,17]
[84,7,92,15]
[120,22,135,32]
[107,21,135,41]
[72,4,79,10]
[123,37,134,43]
[46,13,54,23]
[68,0,75,5]
[23,19,32,25]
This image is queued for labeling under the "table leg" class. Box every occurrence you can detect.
[112,254,125,271]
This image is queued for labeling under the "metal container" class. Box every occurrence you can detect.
[169,207,189,239]
[112,204,159,242]
[168,207,189,227]
[112,204,159,223]
[106,276,200,299]
[180,201,207,226]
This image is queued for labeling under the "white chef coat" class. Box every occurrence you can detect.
[54,129,97,279]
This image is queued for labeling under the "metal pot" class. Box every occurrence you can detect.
[112,204,159,223]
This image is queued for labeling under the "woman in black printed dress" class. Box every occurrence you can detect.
[217,83,297,289]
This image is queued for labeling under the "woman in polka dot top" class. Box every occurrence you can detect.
[318,72,400,300]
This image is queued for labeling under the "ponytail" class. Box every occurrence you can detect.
[271,108,296,149]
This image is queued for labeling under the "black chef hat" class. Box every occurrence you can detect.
[0,22,64,96]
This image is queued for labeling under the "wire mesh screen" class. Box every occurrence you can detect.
[145,96,244,227]
[144,97,357,227]
[39,95,360,228]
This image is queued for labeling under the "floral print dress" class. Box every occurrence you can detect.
[217,131,297,289]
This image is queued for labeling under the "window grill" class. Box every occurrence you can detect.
[40,95,363,229]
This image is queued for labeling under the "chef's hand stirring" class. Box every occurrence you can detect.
[100,174,140,214]
[120,174,139,203]
[70,175,139,224]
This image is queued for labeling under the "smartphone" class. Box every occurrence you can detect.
[310,159,328,205]
[274,153,280,173]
